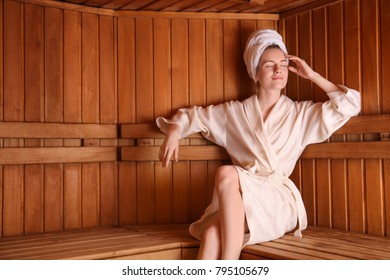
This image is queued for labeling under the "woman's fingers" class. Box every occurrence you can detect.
[159,145,179,168]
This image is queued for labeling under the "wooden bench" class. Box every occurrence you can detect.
[1,224,390,260]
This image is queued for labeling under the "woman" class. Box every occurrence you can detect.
[156,29,361,260]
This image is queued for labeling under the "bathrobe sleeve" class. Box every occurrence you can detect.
[156,103,230,147]
[297,86,361,147]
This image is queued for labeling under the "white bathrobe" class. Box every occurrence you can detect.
[156,86,361,245]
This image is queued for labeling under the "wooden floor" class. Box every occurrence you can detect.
[1,225,389,260]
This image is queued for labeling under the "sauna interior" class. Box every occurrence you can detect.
[0,0,390,260]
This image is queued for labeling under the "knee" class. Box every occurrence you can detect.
[215,166,239,192]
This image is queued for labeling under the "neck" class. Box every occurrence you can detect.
[257,88,281,112]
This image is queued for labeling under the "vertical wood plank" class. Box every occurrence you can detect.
[136,162,155,224]
[384,160,390,236]
[153,17,172,119]
[344,0,365,233]
[82,163,100,228]
[63,9,82,230]
[99,15,117,124]
[24,3,45,235]
[82,13,99,123]
[4,0,24,122]
[188,18,208,223]
[3,165,24,236]
[45,164,63,232]
[64,163,82,229]
[328,3,348,230]
[64,10,82,123]
[365,159,385,235]
[155,163,172,224]
[316,159,331,227]
[100,162,118,226]
[239,20,257,99]
[284,16,299,100]
[223,19,240,102]
[3,1,24,237]
[171,18,189,111]
[153,18,173,224]
[0,0,3,124]
[189,19,206,106]
[171,18,190,223]
[190,161,207,222]
[206,19,223,105]
[361,0,380,115]
[118,18,135,123]
[45,7,63,123]
[347,159,365,232]
[328,3,343,85]
[297,12,312,101]
[0,165,2,236]
[381,0,390,113]
[173,162,190,223]
[331,159,348,230]
[24,165,44,234]
[119,162,137,225]
[312,8,327,102]
[301,159,316,225]
[24,3,44,123]
[136,18,154,123]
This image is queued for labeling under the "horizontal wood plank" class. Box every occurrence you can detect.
[120,115,390,139]
[0,122,117,139]
[334,114,390,134]
[121,142,390,162]
[0,147,117,164]
[121,146,229,161]
[301,141,390,159]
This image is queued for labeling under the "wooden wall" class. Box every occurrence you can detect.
[281,0,390,236]
[0,0,119,237]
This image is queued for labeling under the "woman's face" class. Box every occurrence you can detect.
[255,47,289,91]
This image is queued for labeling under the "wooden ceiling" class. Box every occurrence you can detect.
[58,0,326,14]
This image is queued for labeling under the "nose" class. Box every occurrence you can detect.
[274,65,282,73]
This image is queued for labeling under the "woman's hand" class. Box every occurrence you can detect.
[285,54,316,80]
[159,124,180,168]
[285,54,341,93]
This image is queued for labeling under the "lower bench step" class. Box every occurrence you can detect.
[1,225,389,260]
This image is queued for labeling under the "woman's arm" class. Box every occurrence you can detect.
[285,54,343,93]
[159,124,180,168]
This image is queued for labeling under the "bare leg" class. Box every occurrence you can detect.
[196,212,221,260]
[215,166,246,260]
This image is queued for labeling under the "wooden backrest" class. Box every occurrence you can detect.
[120,114,390,161]
[0,122,117,164]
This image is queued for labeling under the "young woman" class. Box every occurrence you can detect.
[156,29,361,260]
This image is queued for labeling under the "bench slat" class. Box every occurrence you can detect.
[301,141,390,159]
[0,147,117,164]
[335,114,390,134]
[0,122,117,139]
[120,115,390,139]
[121,146,229,161]
[276,236,390,259]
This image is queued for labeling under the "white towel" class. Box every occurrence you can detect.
[243,29,288,82]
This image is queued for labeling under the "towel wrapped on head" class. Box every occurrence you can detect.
[243,29,288,82]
